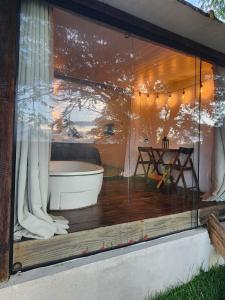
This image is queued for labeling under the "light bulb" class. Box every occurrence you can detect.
[156,94,159,103]
[168,94,171,103]
[182,89,185,100]
[200,83,203,94]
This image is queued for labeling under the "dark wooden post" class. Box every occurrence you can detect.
[0,0,19,281]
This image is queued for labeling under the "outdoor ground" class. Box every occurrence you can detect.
[150,265,225,300]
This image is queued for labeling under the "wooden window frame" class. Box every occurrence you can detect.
[0,0,20,282]
[1,0,225,281]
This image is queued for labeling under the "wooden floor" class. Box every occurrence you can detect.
[52,177,215,233]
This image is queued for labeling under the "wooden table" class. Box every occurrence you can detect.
[151,148,179,175]
[152,148,178,163]
[134,147,179,177]
[135,147,199,191]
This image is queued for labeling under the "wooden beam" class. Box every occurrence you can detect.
[49,0,225,68]
[207,214,225,260]
[13,211,192,270]
[54,71,127,94]
[198,204,225,225]
[0,0,19,281]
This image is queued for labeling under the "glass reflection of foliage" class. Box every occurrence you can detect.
[53,8,225,147]
[17,7,53,130]
[52,72,225,147]
[52,79,131,143]
[90,89,130,144]
[134,91,199,146]
[136,77,217,146]
[17,84,53,131]
[104,123,115,136]
[53,17,134,88]
[53,10,134,144]
[167,74,225,144]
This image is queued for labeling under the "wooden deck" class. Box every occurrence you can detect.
[52,178,200,233]
[13,178,225,270]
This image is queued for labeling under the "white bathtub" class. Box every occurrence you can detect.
[49,161,104,210]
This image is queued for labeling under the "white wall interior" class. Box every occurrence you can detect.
[0,228,223,300]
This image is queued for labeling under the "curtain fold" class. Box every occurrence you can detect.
[123,94,141,177]
[202,65,225,202]
[14,0,69,240]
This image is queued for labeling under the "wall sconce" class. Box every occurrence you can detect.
[104,123,115,136]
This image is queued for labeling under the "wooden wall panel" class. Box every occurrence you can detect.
[50,0,225,67]
[0,0,19,281]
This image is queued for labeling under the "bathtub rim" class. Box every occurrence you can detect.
[49,160,104,176]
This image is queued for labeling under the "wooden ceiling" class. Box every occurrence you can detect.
[53,8,212,91]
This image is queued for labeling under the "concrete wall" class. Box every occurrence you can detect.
[0,228,223,300]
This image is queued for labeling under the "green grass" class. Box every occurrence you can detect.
[150,265,225,300]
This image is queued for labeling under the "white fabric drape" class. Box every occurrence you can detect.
[14,0,68,240]
[123,94,142,177]
[202,65,225,202]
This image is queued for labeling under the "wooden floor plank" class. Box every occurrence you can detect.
[52,178,202,233]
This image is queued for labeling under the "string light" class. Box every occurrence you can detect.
[136,77,208,100]
[200,83,203,94]
[135,79,210,100]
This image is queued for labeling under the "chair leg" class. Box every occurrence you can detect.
[181,172,187,191]
[190,159,199,191]
[192,170,199,191]
[174,169,188,191]
[146,162,152,175]
[134,155,140,177]
[142,165,147,177]
[139,156,147,177]
[175,171,182,186]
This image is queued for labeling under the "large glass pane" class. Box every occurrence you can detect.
[52,8,132,233]
[199,61,225,207]
[13,0,202,270]
[13,3,134,270]
[127,36,200,237]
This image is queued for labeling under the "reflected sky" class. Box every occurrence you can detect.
[186,0,200,7]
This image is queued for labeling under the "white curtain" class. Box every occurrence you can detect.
[14,0,68,240]
[202,65,225,202]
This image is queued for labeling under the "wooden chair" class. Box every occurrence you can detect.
[169,147,199,191]
[134,147,158,177]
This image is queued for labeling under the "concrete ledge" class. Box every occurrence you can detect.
[1,228,224,300]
